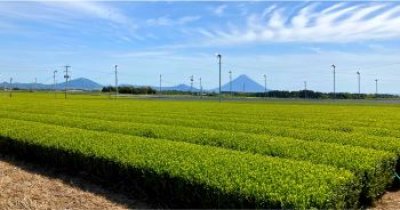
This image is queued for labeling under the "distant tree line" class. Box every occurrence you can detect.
[228,90,399,99]
[102,86,398,99]
[102,86,156,95]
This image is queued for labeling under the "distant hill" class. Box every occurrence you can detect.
[58,78,103,90]
[1,78,103,90]
[161,84,199,92]
[215,74,267,93]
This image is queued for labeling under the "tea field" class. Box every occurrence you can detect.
[1,93,400,208]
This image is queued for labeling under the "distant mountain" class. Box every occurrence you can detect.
[58,78,103,90]
[216,74,267,93]
[1,78,103,90]
[161,84,199,92]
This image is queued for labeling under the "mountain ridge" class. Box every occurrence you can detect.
[217,74,268,93]
[0,74,268,92]
[1,78,103,90]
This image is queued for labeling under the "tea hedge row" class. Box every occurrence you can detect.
[0,118,360,209]
[3,103,400,139]
[0,112,396,201]
[11,108,399,156]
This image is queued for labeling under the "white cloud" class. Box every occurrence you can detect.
[146,15,201,26]
[203,3,400,44]
[214,4,227,16]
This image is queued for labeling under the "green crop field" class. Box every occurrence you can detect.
[1,92,400,209]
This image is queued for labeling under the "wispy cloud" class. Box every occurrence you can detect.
[0,1,140,40]
[146,15,201,26]
[41,1,138,32]
[203,3,400,44]
[214,4,227,16]
[112,50,173,58]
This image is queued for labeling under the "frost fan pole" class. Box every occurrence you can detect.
[216,54,222,102]
[115,65,118,99]
[64,65,70,99]
[9,77,12,98]
[53,70,57,98]
[264,74,267,99]
[331,64,336,99]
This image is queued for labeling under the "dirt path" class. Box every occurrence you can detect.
[371,190,400,210]
[0,155,148,209]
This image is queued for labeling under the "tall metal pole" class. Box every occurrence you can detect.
[159,74,162,96]
[9,77,12,98]
[331,64,336,99]
[190,75,194,96]
[64,65,70,99]
[199,77,203,98]
[114,65,118,98]
[264,74,267,98]
[375,79,378,98]
[304,81,307,99]
[53,70,57,97]
[229,70,232,97]
[216,54,222,101]
[357,71,361,99]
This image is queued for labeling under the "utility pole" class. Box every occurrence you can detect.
[216,54,222,101]
[159,74,162,96]
[304,81,307,99]
[199,77,203,98]
[264,74,267,98]
[229,70,232,97]
[375,79,378,98]
[9,77,12,98]
[331,64,336,99]
[53,70,57,97]
[242,82,245,93]
[190,75,194,96]
[64,65,70,99]
[114,65,118,98]
[357,71,361,99]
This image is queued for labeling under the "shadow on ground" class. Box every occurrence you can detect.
[0,153,151,209]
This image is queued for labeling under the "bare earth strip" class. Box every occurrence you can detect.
[0,155,148,210]
[371,190,400,210]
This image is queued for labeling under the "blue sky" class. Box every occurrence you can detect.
[1,1,400,93]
